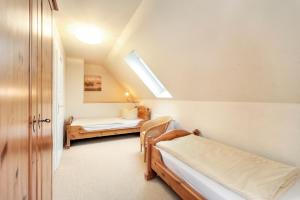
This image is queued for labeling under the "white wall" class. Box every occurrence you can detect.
[106,0,300,103]
[65,58,136,118]
[52,20,65,171]
[141,99,300,166]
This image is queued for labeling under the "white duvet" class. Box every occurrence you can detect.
[71,117,142,131]
[157,135,300,200]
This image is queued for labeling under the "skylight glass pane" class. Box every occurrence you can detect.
[125,51,172,98]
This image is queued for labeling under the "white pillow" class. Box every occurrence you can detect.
[121,108,138,120]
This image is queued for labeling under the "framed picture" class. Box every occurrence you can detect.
[84,75,102,91]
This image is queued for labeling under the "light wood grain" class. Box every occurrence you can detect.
[29,0,40,199]
[40,1,53,199]
[0,0,30,199]
[37,1,43,198]
[0,0,54,199]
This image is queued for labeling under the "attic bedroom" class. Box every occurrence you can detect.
[1,0,300,200]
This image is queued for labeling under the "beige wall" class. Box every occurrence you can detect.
[106,0,300,103]
[141,99,300,166]
[65,58,135,118]
[104,0,300,166]
[84,64,127,103]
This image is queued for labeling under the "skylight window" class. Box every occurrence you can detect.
[125,51,172,98]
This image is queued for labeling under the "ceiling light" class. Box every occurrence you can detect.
[70,24,105,44]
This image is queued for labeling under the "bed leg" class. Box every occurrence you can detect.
[144,147,147,162]
[145,170,156,180]
[65,140,70,149]
[65,134,70,149]
[65,124,71,149]
[144,138,156,180]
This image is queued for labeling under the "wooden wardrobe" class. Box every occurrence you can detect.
[0,0,58,199]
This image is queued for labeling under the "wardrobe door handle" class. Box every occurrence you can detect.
[38,114,41,129]
[32,116,37,133]
[39,118,51,123]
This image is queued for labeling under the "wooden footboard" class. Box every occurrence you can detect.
[145,130,205,200]
[65,105,151,148]
[65,119,143,149]
[66,126,141,148]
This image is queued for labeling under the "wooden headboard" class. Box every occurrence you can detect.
[137,106,151,120]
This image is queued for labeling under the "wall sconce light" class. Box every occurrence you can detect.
[125,92,132,102]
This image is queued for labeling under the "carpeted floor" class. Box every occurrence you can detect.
[53,134,179,200]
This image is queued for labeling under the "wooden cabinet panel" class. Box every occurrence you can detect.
[40,1,53,200]
[0,0,30,200]
[1,0,53,199]
[37,1,44,199]
[30,0,42,199]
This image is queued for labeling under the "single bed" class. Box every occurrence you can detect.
[65,106,151,148]
[145,130,300,200]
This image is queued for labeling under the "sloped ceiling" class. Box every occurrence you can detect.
[54,0,142,64]
[105,0,300,103]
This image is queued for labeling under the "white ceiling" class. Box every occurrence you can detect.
[54,0,142,64]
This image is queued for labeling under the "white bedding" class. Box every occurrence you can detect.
[71,117,142,131]
[158,148,300,200]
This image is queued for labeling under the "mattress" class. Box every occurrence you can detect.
[158,148,300,200]
[71,117,142,131]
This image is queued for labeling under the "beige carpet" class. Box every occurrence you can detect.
[53,134,179,200]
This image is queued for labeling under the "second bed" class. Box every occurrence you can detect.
[65,106,151,148]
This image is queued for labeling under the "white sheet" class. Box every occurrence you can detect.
[71,117,142,131]
[158,148,300,200]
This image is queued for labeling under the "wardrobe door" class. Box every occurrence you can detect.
[37,0,43,198]
[0,0,30,200]
[30,0,41,199]
[40,0,53,199]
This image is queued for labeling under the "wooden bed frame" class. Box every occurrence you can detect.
[65,106,151,148]
[145,129,206,200]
